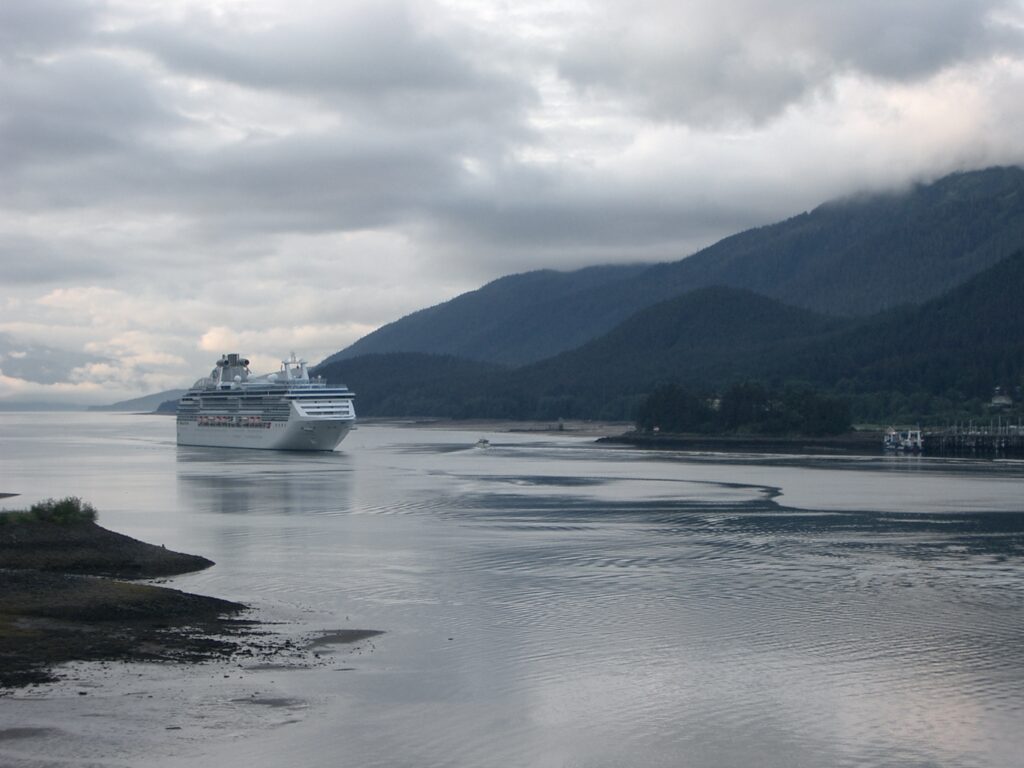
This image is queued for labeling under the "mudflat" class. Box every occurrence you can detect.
[0,517,249,689]
[0,518,213,577]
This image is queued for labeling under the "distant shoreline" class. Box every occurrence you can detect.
[359,418,884,452]
[359,417,633,438]
[598,430,884,455]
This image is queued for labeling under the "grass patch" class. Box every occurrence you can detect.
[0,497,97,526]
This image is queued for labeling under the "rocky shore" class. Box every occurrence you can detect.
[0,509,254,690]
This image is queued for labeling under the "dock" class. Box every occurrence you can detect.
[923,421,1024,457]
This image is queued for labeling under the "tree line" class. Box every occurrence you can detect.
[634,382,852,436]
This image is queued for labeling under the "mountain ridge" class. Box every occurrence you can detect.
[316,249,1024,422]
[322,166,1024,368]
[88,389,188,412]
[322,264,648,367]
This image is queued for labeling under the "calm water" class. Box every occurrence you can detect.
[1,413,1023,768]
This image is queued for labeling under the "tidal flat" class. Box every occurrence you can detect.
[0,512,248,689]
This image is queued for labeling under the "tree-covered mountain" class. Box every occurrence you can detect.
[510,287,843,418]
[523,287,840,386]
[323,166,1024,367]
[317,287,838,419]
[775,248,1024,406]
[318,353,513,418]
[641,165,1024,317]
[322,264,648,367]
[317,250,1024,423]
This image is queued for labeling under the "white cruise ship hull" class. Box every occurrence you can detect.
[176,414,353,451]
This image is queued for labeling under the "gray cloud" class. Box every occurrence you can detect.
[0,234,114,284]
[0,52,185,180]
[112,2,535,129]
[1,0,1023,403]
[557,0,1024,126]
[0,0,98,60]
[815,0,1021,80]
[1,1,534,237]
[0,333,105,384]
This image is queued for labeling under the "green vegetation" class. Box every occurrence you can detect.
[769,249,1024,422]
[317,248,1024,429]
[0,496,98,526]
[658,166,1024,317]
[324,264,650,367]
[635,383,851,436]
[312,167,1024,430]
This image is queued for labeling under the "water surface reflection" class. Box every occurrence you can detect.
[0,418,1022,768]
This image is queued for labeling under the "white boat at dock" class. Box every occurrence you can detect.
[883,427,923,453]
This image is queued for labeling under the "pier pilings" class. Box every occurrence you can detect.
[924,421,1024,457]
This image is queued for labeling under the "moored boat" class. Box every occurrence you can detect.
[883,427,923,453]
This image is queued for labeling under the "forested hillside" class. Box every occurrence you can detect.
[643,165,1024,317]
[322,166,1024,367]
[317,250,1024,424]
[317,353,512,418]
[523,287,839,384]
[511,287,843,418]
[322,264,647,367]
[772,249,1024,415]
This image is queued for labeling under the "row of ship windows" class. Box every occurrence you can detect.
[183,403,356,415]
[179,414,287,425]
[182,393,352,402]
[199,416,273,428]
[179,406,291,415]
[179,405,352,419]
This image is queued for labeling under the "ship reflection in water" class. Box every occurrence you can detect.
[175,445,355,517]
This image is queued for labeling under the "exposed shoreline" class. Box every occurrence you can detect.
[1,510,385,692]
[0,517,255,689]
[0,508,365,692]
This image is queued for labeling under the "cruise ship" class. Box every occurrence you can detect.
[176,353,356,451]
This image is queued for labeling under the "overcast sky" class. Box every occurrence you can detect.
[2,0,1024,404]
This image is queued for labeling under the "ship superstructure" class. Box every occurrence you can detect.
[176,353,355,451]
